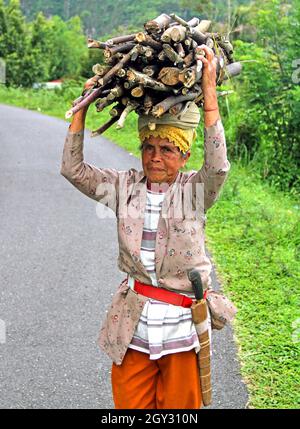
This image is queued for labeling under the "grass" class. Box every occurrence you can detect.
[207,166,300,409]
[1,84,299,409]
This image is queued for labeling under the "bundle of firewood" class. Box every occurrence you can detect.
[65,13,241,136]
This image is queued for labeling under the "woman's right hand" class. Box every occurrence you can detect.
[83,76,98,92]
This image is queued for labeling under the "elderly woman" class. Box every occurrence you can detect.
[60,45,230,409]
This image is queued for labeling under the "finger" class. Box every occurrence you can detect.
[198,44,214,61]
[196,55,209,66]
[84,77,97,89]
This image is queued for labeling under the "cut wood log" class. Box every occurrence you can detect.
[142,64,159,77]
[99,45,138,86]
[103,55,118,65]
[95,97,115,112]
[144,47,155,60]
[107,85,124,101]
[109,104,124,117]
[197,20,211,33]
[175,43,185,58]
[194,47,206,57]
[158,50,167,62]
[106,33,136,45]
[183,51,194,67]
[151,91,200,118]
[187,17,200,27]
[124,80,137,89]
[169,25,187,42]
[169,13,189,27]
[144,94,154,111]
[170,15,207,45]
[135,44,147,55]
[121,96,130,106]
[92,64,111,77]
[135,32,162,50]
[144,13,172,33]
[127,68,174,92]
[169,102,183,115]
[223,62,242,80]
[104,42,136,58]
[66,86,104,118]
[158,67,180,86]
[91,116,120,137]
[178,65,202,88]
[116,102,138,129]
[72,95,84,107]
[131,85,145,98]
[218,38,234,62]
[187,27,207,45]
[162,43,184,64]
[116,68,127,78]
[161,27,173,43]
[181,87,189,95]
[184,37,192,48]
[88,38,107,49]
[161,25,186,44]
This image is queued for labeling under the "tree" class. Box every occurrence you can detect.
[46,15,88,80]
[1,0,29,86]
[222,0,300,193]
[0,0,8,57]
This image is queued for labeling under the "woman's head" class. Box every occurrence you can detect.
[138,102,200,184]
[140,133,191,184]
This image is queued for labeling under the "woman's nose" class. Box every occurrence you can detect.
[151,147,163,160]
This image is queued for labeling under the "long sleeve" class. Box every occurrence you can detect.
[60,129,120,213]
[189,119,230,212]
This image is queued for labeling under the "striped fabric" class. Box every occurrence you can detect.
[128,183,200,360]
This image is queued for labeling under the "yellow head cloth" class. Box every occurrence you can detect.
[139,124,197,153]
[138,101,200,153]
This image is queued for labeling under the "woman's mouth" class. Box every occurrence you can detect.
[149,167,164,172]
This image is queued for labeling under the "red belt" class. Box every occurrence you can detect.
[133,279,194,308]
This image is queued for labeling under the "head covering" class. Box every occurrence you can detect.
[138,101,200,153]
[139,125,196,153]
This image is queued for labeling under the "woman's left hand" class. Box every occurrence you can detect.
[196,45,218,93]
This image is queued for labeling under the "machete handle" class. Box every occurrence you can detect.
[187,269,204,301]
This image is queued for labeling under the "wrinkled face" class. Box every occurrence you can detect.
[141,135,190,184]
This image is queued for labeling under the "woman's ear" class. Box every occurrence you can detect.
[181,151,191,166]
[183,150,191,159]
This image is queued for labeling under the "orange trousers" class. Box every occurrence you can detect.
[111,348,203,409]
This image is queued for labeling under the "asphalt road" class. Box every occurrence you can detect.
[0,104,249,409]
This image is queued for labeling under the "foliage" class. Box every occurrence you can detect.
[220,0,300,195]
[207,165,300,409]
[0,0,87,86]
[19,0,197,37]
[0,0,28,86]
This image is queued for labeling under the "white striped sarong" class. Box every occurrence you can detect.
[128,183,201,360]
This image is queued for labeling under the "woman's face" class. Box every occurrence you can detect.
[141,135,190,184]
